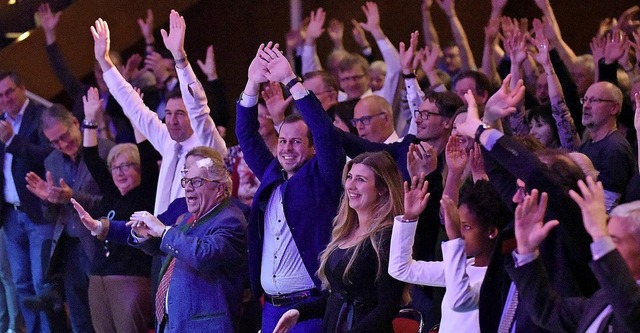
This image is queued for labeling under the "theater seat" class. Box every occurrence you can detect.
[393,308,423,333]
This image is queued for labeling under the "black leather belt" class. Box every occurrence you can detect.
[3,203,22,212]
[264,289,318,307]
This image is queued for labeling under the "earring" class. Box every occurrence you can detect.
[489,234,495,239]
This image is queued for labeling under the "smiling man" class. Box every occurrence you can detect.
[236,43,345,333]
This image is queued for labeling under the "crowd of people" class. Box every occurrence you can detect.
[0,0,639,332]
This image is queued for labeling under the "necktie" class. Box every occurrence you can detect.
[154,214,195,324]
[159,142,182,212]
[498,288,519,333]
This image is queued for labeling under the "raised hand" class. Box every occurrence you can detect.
[445,135,468,176]
[144,51,173,85]
[441,195,462,239]
[247,43,269,87]
[25,171,50,201]
[616,5,640,35]
[505,30,527,66]
[37,3,61,44]
[160,10,187,60]
[351,19,370,48]
[529,18,551,67]
[407,142,437,179]
[70,198,100,232]
[514,190,559,255]
[604,29,628,64]
[122,54,143,82]
[358,2,382,36]
[82,87,103,121]
[469,143,489,181]
[403,174,430,221]
[456,90,484,139]
[273,309,300,333]
[419,43,441,74]
[568,177,608,240]
[399,31,420,75]
[90,18,113,69]
[590,35,606,64]
[484,74,526,123]
[196,45,218,81]
[305,8,326,44]
[327,19,344,49]
[261,81,292,125]
[260,43,295,84]
[137,8,154,44]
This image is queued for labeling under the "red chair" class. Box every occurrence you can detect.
[393,308,424,333]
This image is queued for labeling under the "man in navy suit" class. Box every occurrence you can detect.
[0,71,58,333]
[507,178,640,333]
[236,42,345,333]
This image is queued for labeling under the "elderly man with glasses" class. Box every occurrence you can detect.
[25,104,115,332]
[577,82,635,212]
[352,95,400,143]
[126,146,247,333]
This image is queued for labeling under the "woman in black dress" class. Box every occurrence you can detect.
[274,151,407,332]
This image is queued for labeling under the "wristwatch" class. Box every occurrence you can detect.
[474,123,492,143]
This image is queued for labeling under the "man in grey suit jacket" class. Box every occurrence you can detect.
[128,146,247,332]
[507,178,640,333]
[26,105,113,333]
[0,71,58,333]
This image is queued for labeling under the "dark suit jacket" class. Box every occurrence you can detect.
[131,198,248,333]
[0,100,53,225]
[506,250,640,333]
[236,92,345,298]
[478,134,598,333]
[44,138,114,266]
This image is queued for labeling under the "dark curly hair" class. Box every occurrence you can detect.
[459,180,511,231]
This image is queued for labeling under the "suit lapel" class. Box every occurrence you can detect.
[577,290,610,332]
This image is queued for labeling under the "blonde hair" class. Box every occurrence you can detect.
[317,151,404,289]
[107,143,140,169]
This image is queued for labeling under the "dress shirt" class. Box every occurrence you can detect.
[3,99,28,204]
[260,185,315,295]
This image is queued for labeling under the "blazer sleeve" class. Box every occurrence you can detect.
[235,100,275,180]
[505,255,586,332]
[294,93,345,182]
[589,250,640,332]
[160,212,246,271]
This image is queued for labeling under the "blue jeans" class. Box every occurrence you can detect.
[262,296,322,333]
[59,235,94,333]
[0,228,20,332]
[3,209,55,333]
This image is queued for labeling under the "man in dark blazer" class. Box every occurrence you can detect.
[128,147,247,332]
[236,43,345,333]
[507,178,640,333]
[0,70,58,333]
[26,104,113,333]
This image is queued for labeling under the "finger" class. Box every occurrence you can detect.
[59,178,69,189]
[540,219,560,236]
[46,171,55,185]
[404,181,410,194]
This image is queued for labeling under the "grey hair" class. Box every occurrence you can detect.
[185,146,231,197]
[610,201,640,242]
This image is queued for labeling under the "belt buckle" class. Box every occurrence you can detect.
[270,295,287,307]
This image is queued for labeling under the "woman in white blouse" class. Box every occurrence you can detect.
[390,178,511,332]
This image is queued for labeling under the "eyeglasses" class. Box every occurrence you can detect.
[180,176,217,189]
[49,127,72,148]
[0,87,16,99]
[110,163,136,174]
[339,74,366,83]
[579,97,616,105]
[350,112,385,127]
[414,110,444,120]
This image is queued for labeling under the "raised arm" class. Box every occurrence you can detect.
[161,10,226,154]
[301,8,325,75]
[481,17,503,88]
[536,0,579,72]
[436,0,477,71]
[530,19,580,149]
[421,0,439,46]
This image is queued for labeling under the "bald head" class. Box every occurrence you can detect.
[353,95,394,143]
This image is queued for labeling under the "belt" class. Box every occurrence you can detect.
[264,289,318,307]
[3,203,22,212]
